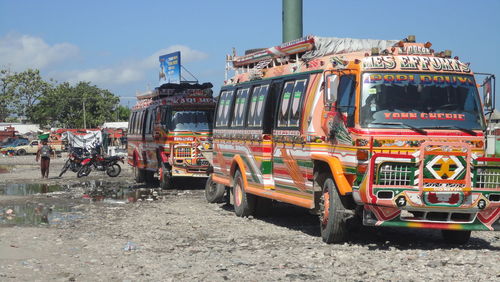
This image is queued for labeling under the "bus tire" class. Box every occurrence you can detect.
[134,166,145,183]
[441,230,471,244]
[205,175,225,203]
[318,173,348,244]
[144,170,155,184]
[232,170,255,217]
[159,163,174,189]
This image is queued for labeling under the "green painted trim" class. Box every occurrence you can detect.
[260,161,272,174]
[275,182,314,194]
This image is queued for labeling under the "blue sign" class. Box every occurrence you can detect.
[159,51,181,84]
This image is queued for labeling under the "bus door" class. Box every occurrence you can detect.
[141,107,153,168]
[324,72,357,147]
[272,77,311,196]
[245,83,273,189]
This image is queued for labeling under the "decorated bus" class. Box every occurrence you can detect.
[128,82,215,189]
[207,35,499,244]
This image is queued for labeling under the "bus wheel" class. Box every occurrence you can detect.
[144,170,155,184]
[318,173,348,244]
[441,230,471,244]
[134,166,145,183]
[232,170,255,217]
[159,163,174,189]
[205,175,225,203]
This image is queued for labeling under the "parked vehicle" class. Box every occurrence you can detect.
[127,82,215,189]
[1,139,65,156]
[0,138,29,150]
[77,149,124,178]
[208,35,499,244]
[58,147,88,177]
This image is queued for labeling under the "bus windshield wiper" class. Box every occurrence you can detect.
[424,125,477,136]
[370,122,427,135]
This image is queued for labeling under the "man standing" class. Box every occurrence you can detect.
[36,140,54,178]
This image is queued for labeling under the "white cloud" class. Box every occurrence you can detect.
[140,45,208,69]
[0,33,208,87]
[0,33,79,71]
[61,45,208,86]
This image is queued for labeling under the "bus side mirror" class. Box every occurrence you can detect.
[325,74,339,108]
[482,75,495,112]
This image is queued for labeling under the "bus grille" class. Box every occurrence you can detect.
[175,147,192,158]
[376,163,413,186]
[475,167,500,188]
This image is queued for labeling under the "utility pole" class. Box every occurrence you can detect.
[83,99,87,129]
[282,0,303,43]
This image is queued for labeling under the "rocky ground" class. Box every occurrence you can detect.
[0,155,499,281]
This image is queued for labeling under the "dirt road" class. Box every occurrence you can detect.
[0,155,498,281]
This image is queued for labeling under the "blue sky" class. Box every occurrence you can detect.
[1,0,499,108]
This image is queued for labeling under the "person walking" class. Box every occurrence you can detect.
[36,140,54,178]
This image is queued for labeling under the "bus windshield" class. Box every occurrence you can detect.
[168,110,213,132]
[360,72,485,130]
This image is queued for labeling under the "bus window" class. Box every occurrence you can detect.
[248,84,269,127]
[247,86,261,127]
[144,108,153,135]
[215,90,235,127]
[231,88,249,127]
[134,111,142,134]
[277,79,307,128]
[289,79,307,127]
[278,81,295,127]
[337,75,356,127]
[215,91,228,127]
[129,112,136,134]
[141,110,149,135]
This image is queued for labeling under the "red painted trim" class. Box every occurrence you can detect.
[350,128,484,137]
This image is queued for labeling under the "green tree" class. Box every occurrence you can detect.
[32,82,127,128]
[0,69,17,121]
[10,69,52,122]
[116,105,131,121]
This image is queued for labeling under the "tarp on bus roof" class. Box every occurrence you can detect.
[302,36,399,60]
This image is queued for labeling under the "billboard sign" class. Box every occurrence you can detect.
[159,51,181,84]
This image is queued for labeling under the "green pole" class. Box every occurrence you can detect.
[282,0,303,43]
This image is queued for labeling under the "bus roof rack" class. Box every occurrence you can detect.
[230,36,399,68]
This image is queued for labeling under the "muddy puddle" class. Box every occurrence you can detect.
[81,180,162,203]
[0,203,82,226]
[0,181,162,227]
[0,183,65,196]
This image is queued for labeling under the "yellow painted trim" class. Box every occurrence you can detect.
[213,174,231,186]
[311,154,352,195]
[246,184,314,209]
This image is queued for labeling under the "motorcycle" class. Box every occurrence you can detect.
[59,147,88,177]
[77,150,124,178]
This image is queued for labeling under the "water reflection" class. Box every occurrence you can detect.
[0,165,14,174]
[0,183,63,196]
[0,202,82,226]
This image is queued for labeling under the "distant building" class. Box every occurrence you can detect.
[0,123,40,135]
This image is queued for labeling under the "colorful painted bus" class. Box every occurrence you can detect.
[208,35,499,244]
[128,82,215,189]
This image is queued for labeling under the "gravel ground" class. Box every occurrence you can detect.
[0,155,499,281]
